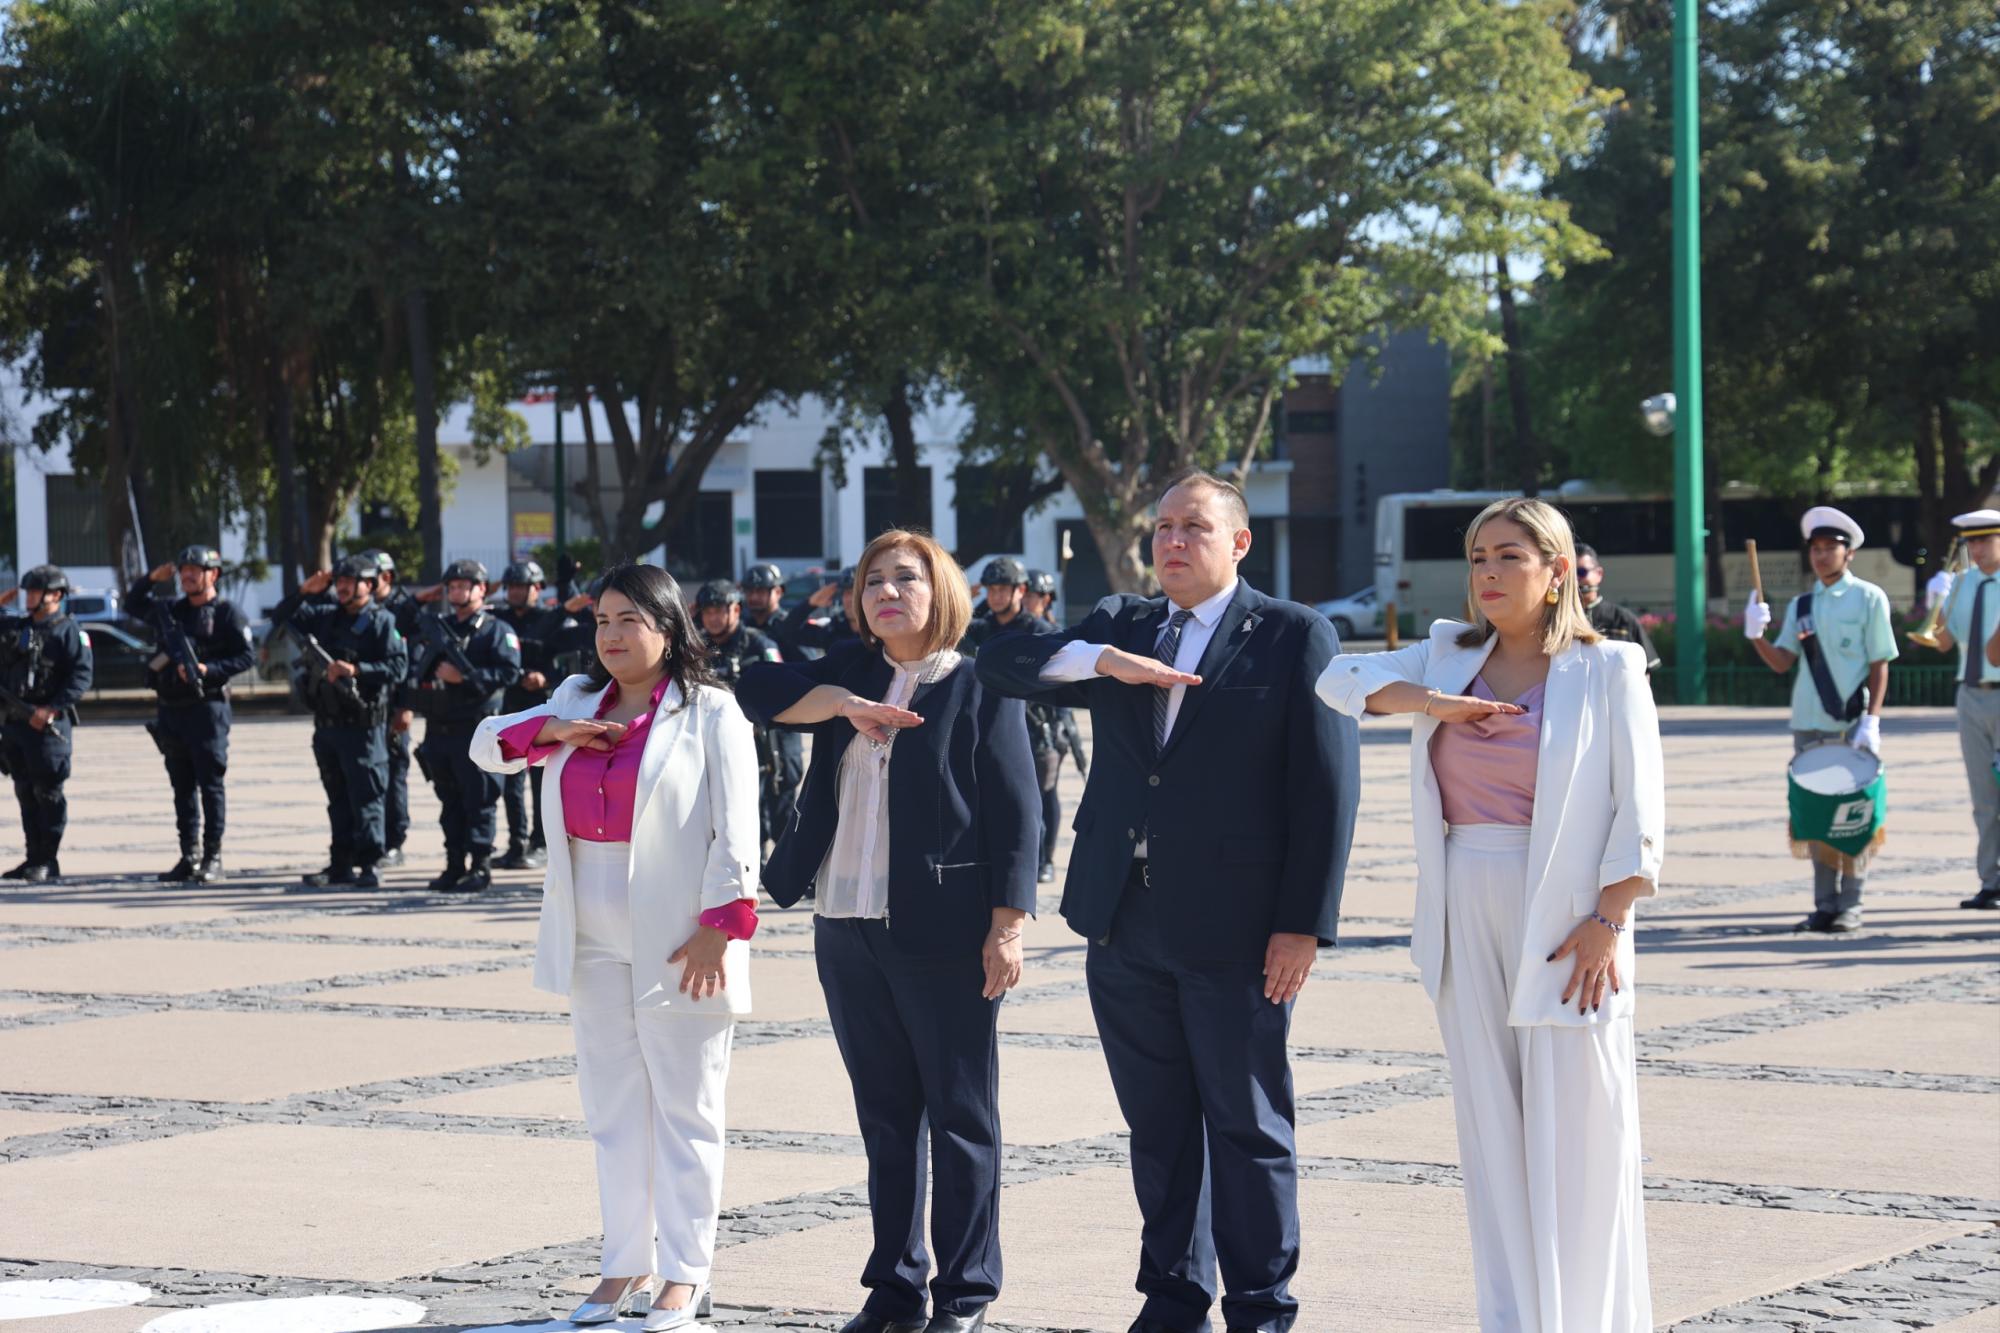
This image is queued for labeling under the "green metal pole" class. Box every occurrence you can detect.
[552,392,567,564]
[1673,0,1708,705]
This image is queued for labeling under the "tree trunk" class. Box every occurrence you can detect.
[883,376,926,532]
[573,381,612,548]
[1495,252,1538,495]
[269,354,302,596]
[1084,505,1155,595]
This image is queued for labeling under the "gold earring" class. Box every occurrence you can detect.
[1545,583,1560,605]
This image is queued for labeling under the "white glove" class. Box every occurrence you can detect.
[1742,595,1772,640]
[1926,569,1955,606]
[1851,714,1881,755]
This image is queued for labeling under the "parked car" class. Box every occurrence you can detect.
[78,621,156,692]
[1312,586,1384,640]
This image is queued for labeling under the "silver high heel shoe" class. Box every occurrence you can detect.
[568,1275,651,1325]
[640,1281,711,1331]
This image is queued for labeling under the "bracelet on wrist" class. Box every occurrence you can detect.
[1422,688,1441,717]
[1589,909,1626,936]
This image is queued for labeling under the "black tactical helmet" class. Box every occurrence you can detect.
[22,565,70,594]
[501,559,546,587]
[979,556,1028,586]
[741,563,784,591]
[176,544,223,572]
[837,566,857,591]
[360,548,397,576]
[694,579,742,608]
[1026,568,1057,596]
[333,553,382,583]
[442,558,489,585]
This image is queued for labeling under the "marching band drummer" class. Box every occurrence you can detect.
[1744,505,1899,933]
[1916,509,2000,911]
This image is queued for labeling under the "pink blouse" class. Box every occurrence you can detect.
[1430,676,1543,827]
[498,676,758,940]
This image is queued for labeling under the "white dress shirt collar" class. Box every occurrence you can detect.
[1162,578,1240,634]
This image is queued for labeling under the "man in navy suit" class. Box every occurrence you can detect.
[976,471,1358,1333]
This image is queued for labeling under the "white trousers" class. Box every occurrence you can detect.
[1436,824,1652,1333]
[568,838,734,1281]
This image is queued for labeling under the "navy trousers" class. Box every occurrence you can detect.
[151,699,230,856]
[418,722,502,860]
[815,916,1003,1320]
[501,765,546,850]
[1087,866,1301,1333]
[384,726,411,852]
[0,717,71,863]
[312,722,388,868]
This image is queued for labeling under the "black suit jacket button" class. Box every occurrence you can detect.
[1126,827,1136,839]
[1148,774,1160,787]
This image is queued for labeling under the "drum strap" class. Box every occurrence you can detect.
[1792,591,1866,722]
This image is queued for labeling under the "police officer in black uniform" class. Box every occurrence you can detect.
[1575,543,1662,672]
[0,566,94,883]
[695,579,788,843]
[789,566,862,653]
[126,545,255,884]
[491,559,577,870]
[359,549,425,868]
[959,559,1077,883]
[398,559,521,893]
[270,556,409,889]
[738,564,807,842]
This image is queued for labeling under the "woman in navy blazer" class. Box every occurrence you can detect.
[736,529,1039,1333]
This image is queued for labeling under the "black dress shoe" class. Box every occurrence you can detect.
[441,862,491,894]
[839,1313,928,1333]
[1961,888,2000,910]
[925,1311,986,1333]
[303,865,355,888]
[0,860,30,880]
[158,857,195,883]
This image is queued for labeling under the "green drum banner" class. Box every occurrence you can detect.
[1788,743,1885,859]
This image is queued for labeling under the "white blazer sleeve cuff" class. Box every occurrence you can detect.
[1315,641,1431,716]
[469,682,572,776]
[699,699,764,910]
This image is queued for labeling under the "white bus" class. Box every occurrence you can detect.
[1373,483,1928,633]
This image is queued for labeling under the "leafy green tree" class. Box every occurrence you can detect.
[939,0,1607,590]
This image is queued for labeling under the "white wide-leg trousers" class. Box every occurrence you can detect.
[1436,824,1652,1333]
[568,838,734,1281]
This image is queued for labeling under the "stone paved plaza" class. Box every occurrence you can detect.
[0,707,1995,1332]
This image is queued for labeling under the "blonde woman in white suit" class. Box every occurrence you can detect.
[470,563,762,1331]
[1315,497,1663,1332]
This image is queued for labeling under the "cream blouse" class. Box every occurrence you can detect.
[814,648,963,919]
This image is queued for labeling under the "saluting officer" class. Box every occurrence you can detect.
[360,549,425,869]
[739,564,806,842]
[1918,509,2000,910]
[695,579,786,843]
[1745,505,1899,932]
[0,566,94,883]
[126,546,255,884]
[397,559,521,893]
[790,566,862,652]
[490,559,576,870]
[270,556,409,889]
[1025,569,1088,883]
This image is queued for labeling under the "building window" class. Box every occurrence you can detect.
[863,465,932,539]
[754,470,823,558]
[46,474,106,569]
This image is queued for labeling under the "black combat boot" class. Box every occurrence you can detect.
[159,852,197,883]
[0,861,31,880]
[302,864,355,888]
[192,852,224,884]
[352,862,382,890]
[523,844,548,868]
[444,853,492,894]
[20,860,58,884]
[495,842,530,871]
[427,850,467,892]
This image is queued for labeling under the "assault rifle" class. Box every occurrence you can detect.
[150,599,204,696]
[287,621,365,713]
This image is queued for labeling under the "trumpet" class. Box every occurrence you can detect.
[1908,537,1966,650]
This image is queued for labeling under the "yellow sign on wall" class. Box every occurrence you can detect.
[512,511,554,561]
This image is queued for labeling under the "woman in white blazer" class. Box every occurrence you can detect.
[1315,497,1663,1333]
[470,563,761,1331]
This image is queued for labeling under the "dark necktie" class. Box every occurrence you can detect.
[1153,609,1194,751]
[1968,578,1989,686]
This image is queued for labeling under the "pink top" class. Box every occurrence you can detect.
[1429,676,1543,827]
[498,677,758,940]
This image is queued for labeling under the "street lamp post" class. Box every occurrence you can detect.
[1672,0,1708,704]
